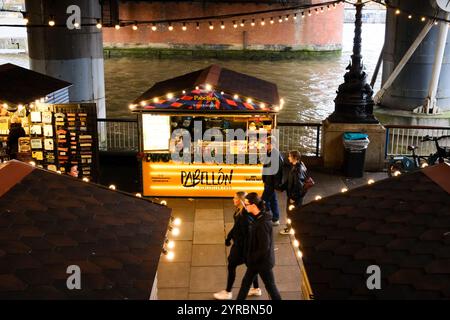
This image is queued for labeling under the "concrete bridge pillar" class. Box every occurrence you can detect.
[380,0,450,112]
[25,0,106,118]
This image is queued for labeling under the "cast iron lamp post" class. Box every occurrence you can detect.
[328,0,379,124]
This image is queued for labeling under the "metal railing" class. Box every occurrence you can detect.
[277,122,322,156]
[97,118,139,152]
[385,125,450,157]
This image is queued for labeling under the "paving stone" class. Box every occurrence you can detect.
[195,199,224,210]
[192,245,227,266]
[157,262,191,288]
[169,222,194,241]
[189,266,227,293]
[157,287,189,300]
[272,266,302,292]
[169,241,192,263]
[170,207,195,223]
[193,220,225,244]
[274,243,298,266]
[195,209,223,221]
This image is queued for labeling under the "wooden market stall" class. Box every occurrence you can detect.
[131,64,283,197]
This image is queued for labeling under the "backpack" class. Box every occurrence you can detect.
[301,162,315,194]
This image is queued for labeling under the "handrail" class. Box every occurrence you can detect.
[97,118,138,123]
[385,124,450,130]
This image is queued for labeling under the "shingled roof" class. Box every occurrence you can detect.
[291,163,450,300]
[0,161,171,300]
[132,64,280,111]
[0,63,72,106]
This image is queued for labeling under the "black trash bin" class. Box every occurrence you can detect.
[343,132,370,178]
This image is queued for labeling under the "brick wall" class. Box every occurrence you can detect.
[102,1,344,51]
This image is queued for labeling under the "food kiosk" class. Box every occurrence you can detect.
[131,65,283,197]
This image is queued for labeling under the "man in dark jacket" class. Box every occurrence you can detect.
[262,136,283,226]
[236,193,282,300]
[7,117,26,159]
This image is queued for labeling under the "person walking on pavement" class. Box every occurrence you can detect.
[214,191,262,300]
[262,136,284,226]
[280,150,307,235]
[236,193,282,300]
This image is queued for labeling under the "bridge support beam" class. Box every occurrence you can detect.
[25,0,106,118]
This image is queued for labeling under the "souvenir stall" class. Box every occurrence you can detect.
[131,65,283,197]
[0,63,99,180]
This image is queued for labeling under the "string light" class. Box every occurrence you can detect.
[408,14,412,19]
[368,179,375,185]
[320,7,324,13]
[293,239,300,248]
[74,22,80,28]
[82,177,89,182]
[96,19,102,29]
[221,21,225,29]
[115,24,120,30]
[302,12,305,19]
[315,195,322,201]
[261,18,265,26]
[395,9,401,15]
[251,19,256,27]
[233,20,238,28]
[308,10,312,17]
[285,15,289,21]
[132,23,138,31]
[109,185,116,190]
[196,22,200,30]
[297,250,303,259]
[288,204,295,211]
[234,94,239,100]
[270,17,274,24]
[22,13,28,25]
[166,93,174,99]
[421,163,428,168]
[152,23,157,31]
[166,251,175,260]
[205,84,213,91]
[240,20,245,27]
[278,16,283,23]
[315,8,319,15]
[168,23,173,31]
[135,193,142,198]
[48,15,55,27]
[209,21,214,30]
[29,161,36,167]
[393,171,401,177]
[171,227,180,236]
[160,200,168,206]
[293,13,297,20]
[173,218,182,226]
[341,188,348,193]
[167,240,175,249]
[421,17,426,22]
[182,22,187,31]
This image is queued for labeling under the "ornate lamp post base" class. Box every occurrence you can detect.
[327,0,379,124]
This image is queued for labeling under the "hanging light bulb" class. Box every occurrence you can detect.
[421,17,426,22]
[48,15,55,26]
[132,23,138,31]
[368,179,375,185]
[297,250,303,259]
[166,251,175,260]
[341,188,348,193]
[173,218,182,226]
[421,163,429,168]
[135,193,142,198]
[315,195,322,201]
[220,21,225,29]
[96,19,102,29]
[293,240,300,248]
[168,23,173,31]
[23,13,29,25]
[302,12,305,19]
[251,19,256,27]
[233,94,239,100]
[315,8,319,15]
[209,21,214,30]
[182,22,187,31]
[240,19,245,27]
[195,22,200,30]
[233,20,238,28]
[408,14,412,19]
[285,15,289,21]
[152,23,157,31]
[278,16,283,23]
[261,18,265,26]
[171,227,180,236]
[293,13,297,20]
[320,7,324,13]
[327,5,331,11]
[115,23,120,30]
[395,9,401,15]
[109,185,116,190]
[166,93,174,99]
[160,200,168,206]
[82,177,89,182]
[205,84,213,91]
[270,17,274,24]
[308,10,312,17]
[167,240,175,249]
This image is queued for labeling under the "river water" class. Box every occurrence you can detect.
[0,23,385,122]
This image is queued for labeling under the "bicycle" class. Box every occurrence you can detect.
[387,135,450,177]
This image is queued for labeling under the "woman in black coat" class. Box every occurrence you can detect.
[213,191,261,300]
[7,117,26,159]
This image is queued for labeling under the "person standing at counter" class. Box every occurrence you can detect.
[7,116,26,160]
[262,136,283,226]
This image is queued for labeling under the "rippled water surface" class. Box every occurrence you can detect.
[0,24,385,122]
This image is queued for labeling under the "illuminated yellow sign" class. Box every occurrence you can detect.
[142,161,264,197]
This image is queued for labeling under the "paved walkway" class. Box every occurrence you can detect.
[155,170,387,300]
